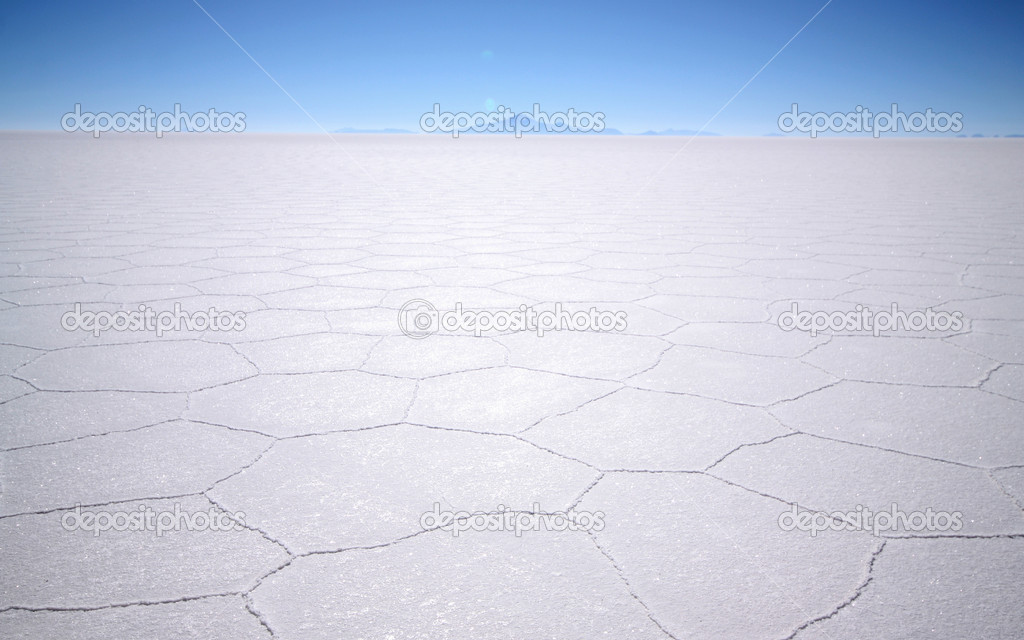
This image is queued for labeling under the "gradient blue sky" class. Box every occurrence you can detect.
[1,0,1021,135]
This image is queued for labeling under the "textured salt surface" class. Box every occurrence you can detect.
[0,133,1022,638]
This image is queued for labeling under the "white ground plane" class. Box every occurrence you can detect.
[0,133,1022,639]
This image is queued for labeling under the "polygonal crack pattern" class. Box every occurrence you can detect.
[1,134,1022,638]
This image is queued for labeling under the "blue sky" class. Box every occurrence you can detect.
[1,0,1021,135]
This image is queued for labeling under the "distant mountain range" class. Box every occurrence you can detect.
[331,127,415,134]
[768,132,1024,138]
[330,127,1022,137]
[639,129,720,136]
[330,126,722,136]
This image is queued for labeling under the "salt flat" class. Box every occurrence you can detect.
[0,132,1022,638]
